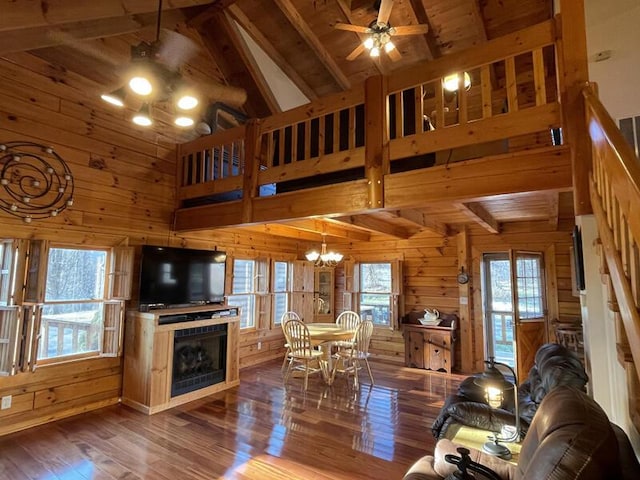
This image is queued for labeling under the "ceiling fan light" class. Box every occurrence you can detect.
[132,104,153,126]
[100,87,126,107]
[443,72,472,92]
[174,116,195,127]
[129,76,153,96]
[177,94,199,110]
[370,46,380,57]
[363,37,374,50]
[384,40,395,53]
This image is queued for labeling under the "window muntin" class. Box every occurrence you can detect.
[358,262,392,327]
[516,253,544,319]
[39,247,109,361]
[228,259,257,329]
[272,261,289,325]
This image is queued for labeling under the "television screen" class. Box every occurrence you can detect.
[139,245,226,309]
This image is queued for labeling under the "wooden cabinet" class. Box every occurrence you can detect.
[313,267,334,322]
[403,324,457,373]
[122,305,240,414]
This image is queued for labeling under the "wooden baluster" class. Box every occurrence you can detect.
[348,106,356,150]
[458,75,468,124]
[333,111,340,153]
[394,92,403,138]
[266,131,274,168]
[481,64,492,119]
[304,119,311,160]
[631,240,640,307]
[291,123,298,162]
[278,128,285,166]
[435,81,445,128]
[319,115,325,157]
[620,214,630,277]
[613,197,621,251]
[414,85,423,134]
[533,48,547,106]
[505,56,518,113]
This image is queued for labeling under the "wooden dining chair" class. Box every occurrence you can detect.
[280,311,301,371]
[334,310,361,350]
[283,318,323,390]
[332,320,374,389]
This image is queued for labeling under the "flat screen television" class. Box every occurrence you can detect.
[139,245,227,310]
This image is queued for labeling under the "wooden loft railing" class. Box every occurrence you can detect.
[174,20,563,231]
[584,84,640,430]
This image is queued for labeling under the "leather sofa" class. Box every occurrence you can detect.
[431,343,589,440]
[404,385,640,479]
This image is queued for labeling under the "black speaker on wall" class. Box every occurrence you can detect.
[572,225,586,291]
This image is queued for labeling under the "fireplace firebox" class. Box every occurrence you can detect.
[171,323,227,397]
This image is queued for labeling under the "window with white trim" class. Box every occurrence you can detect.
[272,261,290,325]
[358,262,393,327]
[228,259,257,329]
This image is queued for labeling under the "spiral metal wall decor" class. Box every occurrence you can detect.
[0,141,75,223]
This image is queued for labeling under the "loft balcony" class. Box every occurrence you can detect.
[174,20,571,233]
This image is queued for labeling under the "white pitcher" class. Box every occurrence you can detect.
[423,308,440,322]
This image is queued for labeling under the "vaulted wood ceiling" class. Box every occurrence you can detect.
[1,0,569,242]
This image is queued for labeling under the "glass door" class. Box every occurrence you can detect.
[483,253,515,367]
[482,251,546,375]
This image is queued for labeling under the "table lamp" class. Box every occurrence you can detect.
[474,357,521,459]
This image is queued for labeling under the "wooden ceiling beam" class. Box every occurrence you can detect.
[408,0,441,61]
[239,223,321,241]
[273,0,351,91]
[332,215,414,239]
[0,0,215,32]
[460,202,501,234]
[197,12,274,118]
[187,0,240,28]
[226,4,317,101]
[390,209,449,236]
[285,219,371,241]
[470,0,489,42]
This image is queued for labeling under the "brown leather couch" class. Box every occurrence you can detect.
[404,386,640,479]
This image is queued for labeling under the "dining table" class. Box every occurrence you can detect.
[305,322,354,385]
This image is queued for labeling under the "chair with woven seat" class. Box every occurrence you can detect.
[333,310,361,350]
[332,319,374,389]
[280,311,301,371]
[283,318,324,390]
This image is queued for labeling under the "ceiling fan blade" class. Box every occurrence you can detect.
[377,0,394,25]
[157,29,199,71]
[334,22,370,33]
[387,46,402,62]
[346,43,366,61]
[47,30,121,67]
[392,24,429,36]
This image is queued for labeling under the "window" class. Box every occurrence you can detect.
[515,253,545,319]
[39,247,108,361]
[0,240,15,306]
[358,262,393,327]
[272,261,290,325]
[228,259,257,329]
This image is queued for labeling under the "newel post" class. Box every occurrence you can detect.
[558,0,592,215]
[241,119,261,224]
[364,75,390,210]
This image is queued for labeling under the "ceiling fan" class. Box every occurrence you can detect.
[50,0,247,127]
[334,0,429,61]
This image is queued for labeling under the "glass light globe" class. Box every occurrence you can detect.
[364,37,374,49]
[174,116,195,128]
[384,41,395,53]
[370,46,380,57]
[177,95,198,110]
[129,76,153,96]
[133,113,152,126]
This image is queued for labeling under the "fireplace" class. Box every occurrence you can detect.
[171,323,227,397]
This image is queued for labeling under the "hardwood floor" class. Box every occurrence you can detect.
[0,360,463,480]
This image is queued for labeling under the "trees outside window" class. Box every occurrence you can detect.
[272,261,290,325]
[39,247,108,360]
[358,262,393,327]
[228,259,257,329]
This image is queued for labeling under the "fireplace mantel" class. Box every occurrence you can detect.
[122,305,240,414]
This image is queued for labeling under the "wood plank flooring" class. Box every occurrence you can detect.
[0,360,463,480]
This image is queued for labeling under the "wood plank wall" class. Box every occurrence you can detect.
[0,51,579,436]
[0,53,305,436]
[331,221,579,372]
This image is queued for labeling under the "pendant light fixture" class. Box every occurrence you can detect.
[305,234,344,267]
